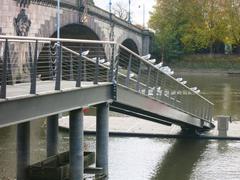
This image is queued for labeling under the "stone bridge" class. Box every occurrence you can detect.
[0,0,153,55]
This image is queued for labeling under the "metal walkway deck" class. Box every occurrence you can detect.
[0,36,214,130]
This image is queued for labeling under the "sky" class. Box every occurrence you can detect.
[94,0,156,27]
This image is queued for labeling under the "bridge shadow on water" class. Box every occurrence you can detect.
[151,139,209,180]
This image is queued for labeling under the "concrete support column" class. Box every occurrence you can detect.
[69,109,84,180]
[96,103,109,178]
[47,114,59,157]
[17,122,30,180]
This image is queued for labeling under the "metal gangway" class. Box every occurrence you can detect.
[0,35,214,131]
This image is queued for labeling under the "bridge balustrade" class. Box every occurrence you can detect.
[0,35,214,124]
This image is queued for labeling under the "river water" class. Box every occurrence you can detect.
[0,74,240,180]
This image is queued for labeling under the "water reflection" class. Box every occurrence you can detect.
[151,139,208,180]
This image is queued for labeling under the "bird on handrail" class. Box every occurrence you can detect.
[81,50,89,56]
[181,81,187,85]
[190,87,198,91]
[148,59,156,64]
[141,54,151,60]
[176,78,183,82]
[155,62,163,68]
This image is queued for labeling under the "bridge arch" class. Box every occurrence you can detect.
[121,39,140,55]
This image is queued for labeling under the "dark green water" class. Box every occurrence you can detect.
[0,74,240,180]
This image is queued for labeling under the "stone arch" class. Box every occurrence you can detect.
[121,38,140,55]
[116,34,141,55]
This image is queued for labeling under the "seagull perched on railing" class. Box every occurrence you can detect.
[190,87,198,91]
[181,81,187,85]
[176,78,183,82]
[148,59,156,64]
[141,54,151,60]
[81,50,89,56]
[91,57,105,64]
[194,89,201,94]
[160,66,174,75]
[102,61,111,66]
[155,62,163,68]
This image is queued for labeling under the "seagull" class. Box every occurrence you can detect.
[103,61,111,66]
[155,62,163,68]
[148,59,156,64]
[181,81,187,85]
[91,57,97,61]
[99,58,106,64]
[176,78,183,82]
[190,87,198,91]
[130,73,135,78]
[194,90,201,94]
[141,54,151,60]
[81,50,89,56]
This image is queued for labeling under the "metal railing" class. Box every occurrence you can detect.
[0,35,214,123]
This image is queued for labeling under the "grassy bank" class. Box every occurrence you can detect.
[170,54,240,72]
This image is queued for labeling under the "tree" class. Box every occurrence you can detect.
[112,2,130,21]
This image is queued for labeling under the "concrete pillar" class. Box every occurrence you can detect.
[17,122,30,180]
[47,114,59,157]
[216,115,230,137]
[96,103,109,178]
[69,109,84,180]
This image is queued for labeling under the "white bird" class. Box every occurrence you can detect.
[141,54,151,60]
[99,58,106,64]
[81,50,89,56]
[190,87,198,91]
[181,81,187,85]
[103,61,111,66]
[194,90,201,94]
[148,59,156,64]
[130,73,135,78]
[91,57,97,61]
[168,71,174,75]
[155,62,163,68]
[176,78,183,82]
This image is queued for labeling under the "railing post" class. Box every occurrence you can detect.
[145,66,151,95]
[69,53,74,81]
[125,54,132,87]
[0,39,9,98]
[76,49,82,87]
[136,62,142,92]
[153,71,159,98]
[30,40,38,94]
[49,44,54,80]
[94,57,99,84]
[55,43,62,90]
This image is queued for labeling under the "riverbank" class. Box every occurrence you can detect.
[170,54,240,74]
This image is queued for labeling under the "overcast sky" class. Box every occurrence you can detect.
[94,0,156,27]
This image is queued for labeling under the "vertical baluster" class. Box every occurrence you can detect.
[153,71,159,99]
[136,62,142,92]
[125,54,132,87]
[109,44,115,82]
[145,66,151,95]
[76,49,82,87]
[69,53,74,81]
[94,57,99,84]
[114,55,119,83]
[48,44,54,80]
[55,43,62,90]
[0,39,9,98]
[30,40,38,94]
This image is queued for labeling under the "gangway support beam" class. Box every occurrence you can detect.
[96,102,109,178]
[47,114,59,157]
[69,109,84,180]
[17,122,30,180]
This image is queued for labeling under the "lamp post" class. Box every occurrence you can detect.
[57,0,60,40]
[109,0,112,14]
[128,0,131,23]
[138,3,146,28]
